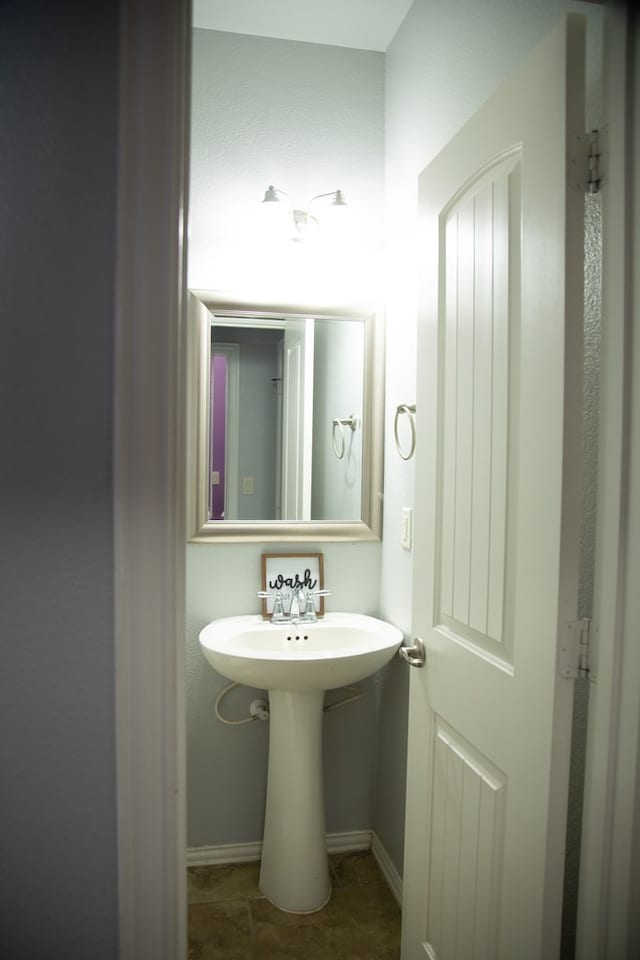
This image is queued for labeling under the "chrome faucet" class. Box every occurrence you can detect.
[258,587,331,624]
[258,590,288,624]
[289,588,305,621]
[290,587,332,623]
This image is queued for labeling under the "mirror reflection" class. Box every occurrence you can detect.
[208,314,365,522]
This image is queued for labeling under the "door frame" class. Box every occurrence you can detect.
[577,4,640,957]
[281,317,315,520]
[114,0,189,958]
[210,342,240,520]
[113,2,639,958]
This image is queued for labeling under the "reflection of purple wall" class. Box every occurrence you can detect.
[210,353,227,519]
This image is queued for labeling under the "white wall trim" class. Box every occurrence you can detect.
[187,830,404,907]
[328,829,373,854]
[371,831,403,906]
[188,841,264,866]
[187,830,373,868]
[114,1,190,958]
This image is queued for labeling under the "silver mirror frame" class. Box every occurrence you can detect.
[187,290,384,542]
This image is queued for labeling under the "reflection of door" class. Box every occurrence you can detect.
[402,15,585,959]
[210,343,239,520]
[281,318,314,520]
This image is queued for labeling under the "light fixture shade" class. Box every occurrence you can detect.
[320,190,350,241]
[260,184,292,239]
[262,184,281,204]
[259,185,350,242]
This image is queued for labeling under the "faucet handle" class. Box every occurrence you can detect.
[310,589,331,600]
[258,589,286,621]
[304,588,331,616]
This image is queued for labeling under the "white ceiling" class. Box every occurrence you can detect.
[193,0,414,52]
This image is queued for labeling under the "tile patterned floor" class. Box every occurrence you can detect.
[188,850,401,959]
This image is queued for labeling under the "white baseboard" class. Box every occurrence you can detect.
[371,831,403,906]
[327,829,373,854]
[187,829,373,868]
[187,829,403,907]
[188,840,263,866]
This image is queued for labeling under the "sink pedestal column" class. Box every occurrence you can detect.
[259,689,331,913]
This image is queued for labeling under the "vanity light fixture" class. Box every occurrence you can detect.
[261,184,348,241]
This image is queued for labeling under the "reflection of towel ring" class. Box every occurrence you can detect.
[394,403,416,460]
[332,415,358,460]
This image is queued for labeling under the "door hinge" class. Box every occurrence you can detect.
[570,129,601,194]
[587,129,601,194]
[559,618,591,679]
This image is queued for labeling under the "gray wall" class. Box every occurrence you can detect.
[188,28,385,297]
[0,1,119,957]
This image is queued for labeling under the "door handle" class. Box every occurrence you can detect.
[399,637,426,668]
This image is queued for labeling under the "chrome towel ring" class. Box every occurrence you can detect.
[394,403,416,460]
[332,415,358,460]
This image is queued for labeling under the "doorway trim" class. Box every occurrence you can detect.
[210,343,240,520]
[114,1,190,958]
[577,4,640,957]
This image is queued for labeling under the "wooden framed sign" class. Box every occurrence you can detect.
[261,552,325,618]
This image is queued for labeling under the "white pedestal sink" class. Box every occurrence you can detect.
[198,612,402,913]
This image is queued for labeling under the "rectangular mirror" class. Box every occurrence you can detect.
[187,291,384,541]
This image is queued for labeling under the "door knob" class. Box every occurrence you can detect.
[399,637,426,668]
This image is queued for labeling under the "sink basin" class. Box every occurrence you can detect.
[198,610,403,914]
[198,612,402,692]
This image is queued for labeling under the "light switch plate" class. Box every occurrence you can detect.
[401,507,412,551]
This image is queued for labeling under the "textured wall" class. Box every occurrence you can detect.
[0,1,119,956]
[189,29,385,302]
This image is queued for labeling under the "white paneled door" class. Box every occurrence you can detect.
[402,15,586,960]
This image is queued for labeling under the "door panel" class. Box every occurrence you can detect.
[427,719,506,960]
[402,15,585,960]
[438,152,519,661]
